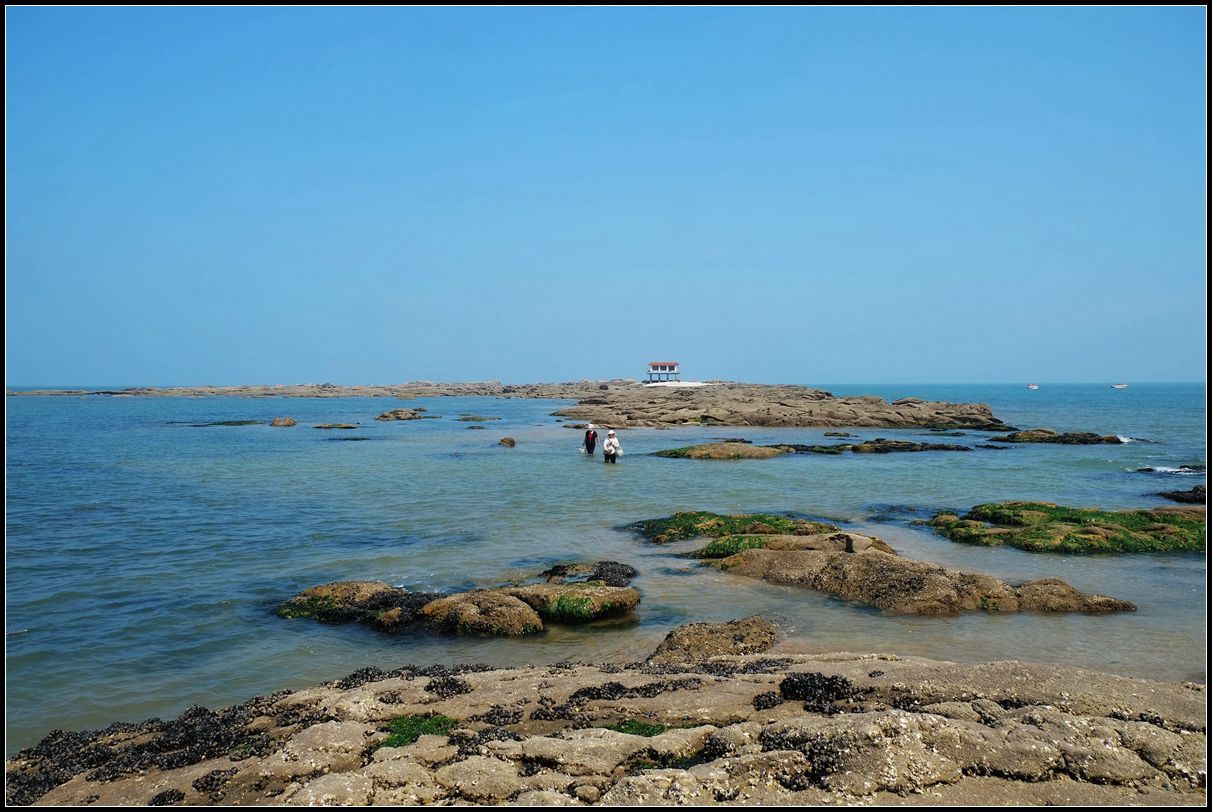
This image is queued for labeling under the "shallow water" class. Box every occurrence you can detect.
[4,383,1206,752]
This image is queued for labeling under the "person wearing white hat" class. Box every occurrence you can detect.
[583,423,599,456]
[602,429,622,464]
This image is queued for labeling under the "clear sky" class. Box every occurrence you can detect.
[5,7,1207,386]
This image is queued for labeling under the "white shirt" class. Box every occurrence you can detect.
[603,437,621,455]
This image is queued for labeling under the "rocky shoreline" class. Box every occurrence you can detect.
[6,381,1014,430]
[6,633,1205,807]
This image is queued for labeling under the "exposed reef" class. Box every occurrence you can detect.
[629,513,1134,615]
[929,502,1206,553]
[7,648,1204,806]
[989,429,1124,445]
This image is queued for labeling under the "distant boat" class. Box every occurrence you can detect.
[1112,383,1129,389]
[1026,383,1039,390]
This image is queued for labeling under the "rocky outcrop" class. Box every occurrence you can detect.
[278,572,642,637]
[716,549,1135,615]
[772,439,973,454]
[420,592,543,636]
[499,437,516,447]
[629,512,840,545]
[654,442,787,460]
[1158,485,1206,505]
[269,417,297,427]
[503,584,640,622]
[375,409,424,421]
[8,652,1204,806]
[693,532,895,558]
[989,428,1124,444]
[930,502,1206,553]
[550,383,1013,430]
[646,617,779,664]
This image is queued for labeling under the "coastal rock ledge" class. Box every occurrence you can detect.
[6,649,1205,806]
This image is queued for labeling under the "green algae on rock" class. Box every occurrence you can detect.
[694,532,894,559]
[377,714,459,750]
[988,428,1125,445]
[503,583,641,622]
[928,502,1206,553]
[654,442,787,460]
[628,512,838,544]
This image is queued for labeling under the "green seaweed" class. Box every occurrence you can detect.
[545,594,595,621]
[276,596,355,622]
[377,714,458,750]
[694,535,770,558]
[628,511,837,544]
[930,502,1205,553]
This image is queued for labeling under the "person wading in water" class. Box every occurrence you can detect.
[583,424,599,456]
[602,430,622,464]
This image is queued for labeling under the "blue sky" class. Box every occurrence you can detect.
[5,7,1207,385]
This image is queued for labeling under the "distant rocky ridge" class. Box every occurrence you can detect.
[7,381,1015,430]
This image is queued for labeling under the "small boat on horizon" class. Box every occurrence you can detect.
[1112,383,1130,389]
[1026,383,1039,390]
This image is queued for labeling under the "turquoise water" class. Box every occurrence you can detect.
[4,383,1206,752]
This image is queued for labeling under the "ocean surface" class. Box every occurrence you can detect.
[4,383,1207,753]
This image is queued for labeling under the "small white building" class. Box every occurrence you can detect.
[647,361,681,382]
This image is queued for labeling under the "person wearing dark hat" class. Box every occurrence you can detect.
[583,423,599,456]
[602,429,622,464]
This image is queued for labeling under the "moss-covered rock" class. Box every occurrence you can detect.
[504,584,640,622]
[276,581,442,630]
[694,532,894,558]
[654,442,787,460]
[928,502,1206,553]
[989,429,1124,444]
[628,512,839,544]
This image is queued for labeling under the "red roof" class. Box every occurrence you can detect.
[648,361,679,366]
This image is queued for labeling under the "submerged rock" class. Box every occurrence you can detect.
[929,502,1206,553]
[314,423,359,430]
[1158,485,1206,505]
[989,428,1124,444]
[654,442,787,460]
[270,417,297,427]
[540,561,638,588]
[456,415,500,422]
[647,616,779,664]
[717,549,1135,615]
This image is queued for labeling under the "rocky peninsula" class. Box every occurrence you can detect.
[7,381,1015,430]
[6,627,1205,807]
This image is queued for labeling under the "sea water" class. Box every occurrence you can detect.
[4,383,1206,752]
